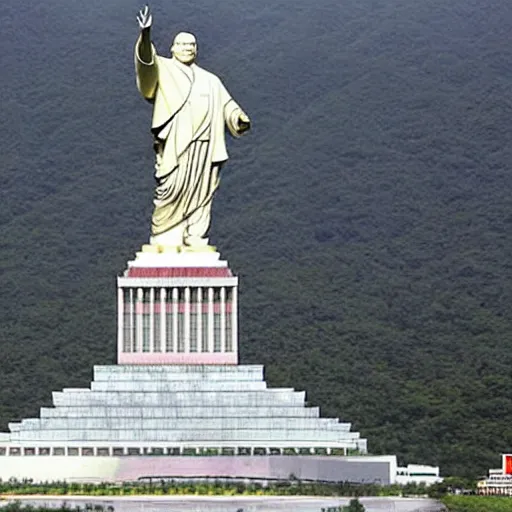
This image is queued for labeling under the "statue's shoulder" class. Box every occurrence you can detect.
[156,56,186,80]
[156,54,173,67]
[193,63,222,84]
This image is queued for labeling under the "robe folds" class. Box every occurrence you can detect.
[135,36,244,244]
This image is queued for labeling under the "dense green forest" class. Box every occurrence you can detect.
[0,0,511,478]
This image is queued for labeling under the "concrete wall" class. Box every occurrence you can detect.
[15,429,358,443]
[40,406,321,418]
[0,455,393,484]
[93,365,265,381]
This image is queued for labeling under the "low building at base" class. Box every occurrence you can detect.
[0,361,395,483]
[0,451,400,485]
[0,251,441,485]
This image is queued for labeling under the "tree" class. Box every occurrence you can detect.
[343,498,366,512]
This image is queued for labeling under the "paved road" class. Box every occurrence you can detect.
[5,496,445,512]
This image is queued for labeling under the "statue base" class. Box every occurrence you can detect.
[118,247,238,365]
[141,244,218,254]
[128,244,225,269]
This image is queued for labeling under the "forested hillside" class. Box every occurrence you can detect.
[1,0,511,477]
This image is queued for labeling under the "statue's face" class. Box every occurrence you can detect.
[171,32,197,65]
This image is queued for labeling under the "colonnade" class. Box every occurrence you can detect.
[117,285,237,355]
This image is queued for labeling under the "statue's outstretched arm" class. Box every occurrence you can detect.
[137,5,153,63]
[220,83,251,137]
[225,101,251,137]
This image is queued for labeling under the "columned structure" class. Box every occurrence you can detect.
[0,248,384,482]
[117,256,238,365]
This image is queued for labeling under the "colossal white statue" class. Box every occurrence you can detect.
[135,6,251,252]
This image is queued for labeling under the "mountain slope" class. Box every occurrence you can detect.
[0,0,511,477]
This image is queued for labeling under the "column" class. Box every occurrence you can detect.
[117,287,124,353]
[149,287,155,353]
[232,286,238,355]
[184,287,190,353]
[197,287,202,352]
[129,288,135,352]
[208,287,214,352]
[220,287,226,353]
[172,287,178,352]
[160,287,166,352]
[136,288,143,352]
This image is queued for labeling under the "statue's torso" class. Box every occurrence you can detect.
[189,70,212,140]
[154,59,214,141]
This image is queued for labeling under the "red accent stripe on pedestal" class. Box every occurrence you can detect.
[127,267,233,278]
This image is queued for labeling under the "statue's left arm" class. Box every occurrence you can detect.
[219,82,251,137]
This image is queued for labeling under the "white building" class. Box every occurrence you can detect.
[395,464,442,486]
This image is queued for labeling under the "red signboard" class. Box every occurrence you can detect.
[504,455,512,474]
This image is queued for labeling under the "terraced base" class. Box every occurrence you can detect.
[1,364,366,453]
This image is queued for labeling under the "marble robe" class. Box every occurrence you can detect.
[135,37,245,247]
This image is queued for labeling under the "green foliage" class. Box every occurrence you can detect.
[428,477,477,499]
[0,0,512,480]
[442,495,512,512]
[342,498,366,512]
[0,479,416,498]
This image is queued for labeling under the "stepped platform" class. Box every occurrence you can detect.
[2,365,365,452]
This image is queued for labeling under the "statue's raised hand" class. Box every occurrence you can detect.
[137,5,152,30]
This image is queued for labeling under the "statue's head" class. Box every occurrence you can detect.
[171,32,197,65]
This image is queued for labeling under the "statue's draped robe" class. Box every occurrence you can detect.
[135,38,243,245]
